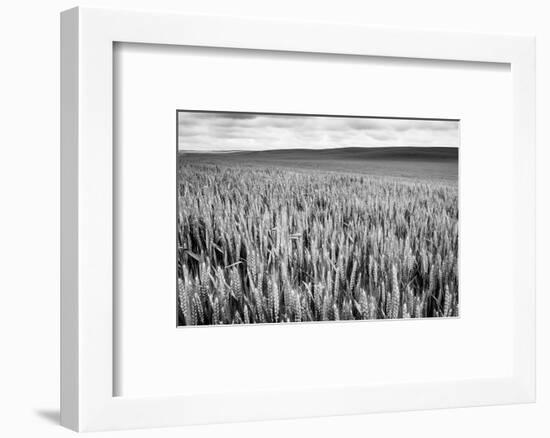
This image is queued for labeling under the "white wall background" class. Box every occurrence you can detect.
[0,1,547,437]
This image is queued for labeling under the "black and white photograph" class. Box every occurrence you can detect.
[177,111,459,326]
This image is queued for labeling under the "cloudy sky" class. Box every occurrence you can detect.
[178,112,459,151]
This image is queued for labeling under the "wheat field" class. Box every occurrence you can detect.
[177,151,458,326]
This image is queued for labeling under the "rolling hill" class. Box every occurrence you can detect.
[179,147,458,182]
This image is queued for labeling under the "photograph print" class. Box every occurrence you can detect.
[177,111,459,326]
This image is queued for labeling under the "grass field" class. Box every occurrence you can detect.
[177,147,459,325]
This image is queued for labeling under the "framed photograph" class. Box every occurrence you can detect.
[176,110,459,326]
[61,7,536,432]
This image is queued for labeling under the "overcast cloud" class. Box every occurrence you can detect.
[178,112,459,151]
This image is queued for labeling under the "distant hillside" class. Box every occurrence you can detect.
[181,147,458,162]
[180,147,459,183]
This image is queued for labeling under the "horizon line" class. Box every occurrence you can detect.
[178,145,459,153]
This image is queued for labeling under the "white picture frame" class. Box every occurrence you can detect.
[60,6,536,432]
